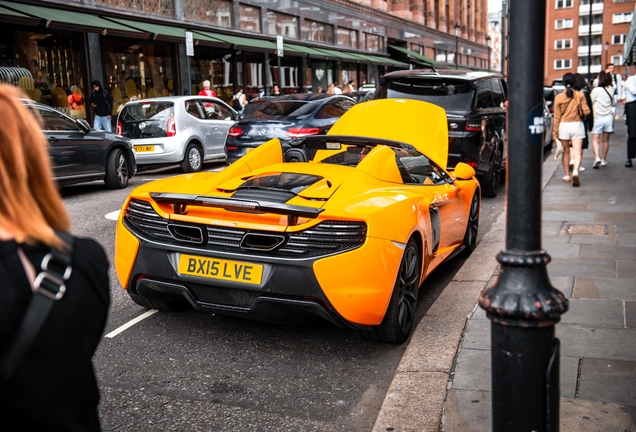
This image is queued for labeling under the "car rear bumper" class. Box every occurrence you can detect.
[130,137,185,164]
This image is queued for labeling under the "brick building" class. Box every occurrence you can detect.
[545,0,635,86]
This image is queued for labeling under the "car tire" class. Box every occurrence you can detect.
[355,238,421,344]
[459,191,480,258]
[128,292,188,312]
[181,143,203,173]
[479,144,502,198]
[104,148,129,189]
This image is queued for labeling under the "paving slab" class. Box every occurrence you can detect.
[545,243,581,259]
[560,298,625,327]
[572,277,602,299]
[587,203,636,212]
[460,318,491,351]
[557,324,636,361]
[560,398,636,431]
[580,244,636,261]
[578,358,636,406]
[598,211,636,223]
[552,276,575,298]
[618,261,636,278]
[542,211,598,221]
[548,258,617,279]
[543,203,588,212]
[542,234,571,244]
[589,278,636,300]
[567,235,619,246]
[619,233,636,245]
[442,388,490,432]
[627,302,636,328]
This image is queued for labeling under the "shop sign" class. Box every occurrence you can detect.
[185,31,194,57]
[277,35,284,57]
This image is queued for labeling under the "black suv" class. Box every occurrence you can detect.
[373,70,507,197]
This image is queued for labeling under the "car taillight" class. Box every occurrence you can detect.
[466,121,481,132]
[167,116,176,137]
[228,126,243,137]
[117,121,123,135]
[286,127,321,137]
[226,146,238,151]
[549,106,553,114]
[465,161,477,168]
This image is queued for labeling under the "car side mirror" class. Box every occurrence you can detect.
[454,162,476,180]
[76,118,91,133]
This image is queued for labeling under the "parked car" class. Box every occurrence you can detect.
[114,99,480,343]
[344,90,374,103]
[225,93,356,163]
[544,86,558,113]
[117,96,239,172]
[543,98,554,150]
[24,99,136,189]
[372,69,507,197]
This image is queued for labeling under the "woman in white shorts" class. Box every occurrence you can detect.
[590,71,616,168]
[552,73,591,186]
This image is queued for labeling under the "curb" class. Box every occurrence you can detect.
[372,153,562,432]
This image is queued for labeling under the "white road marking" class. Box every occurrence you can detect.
[105,309,159,338]
[105,210,121,220]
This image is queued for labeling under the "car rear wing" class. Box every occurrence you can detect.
[149,192,324,225]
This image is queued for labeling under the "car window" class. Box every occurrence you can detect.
[491,79,506,108]
[201,101,233,120]
[249,101,318,120]
[394,147,450,185]
[119,102,174,139]
[38,107,78,131]
[475,81,494,109]
[376,78,474,111]
[315,98,356,119]
[185,100,204,119]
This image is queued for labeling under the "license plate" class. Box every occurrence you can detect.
[134,145,155,153]
[178,254,263,285]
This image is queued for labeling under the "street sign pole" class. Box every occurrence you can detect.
[185,31,194,95]
[276,36,283,91]
[478,1,568,431]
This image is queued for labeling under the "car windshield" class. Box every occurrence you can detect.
[378,78,473,111]
[247,101,318,120]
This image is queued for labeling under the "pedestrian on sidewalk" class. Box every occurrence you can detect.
[89,80,113,132]
[0,84,110,431]
[624,73,636,167]
[232,87,247,113]
[574,73,593,173]
[198,80,216,98]
[553,72,591,186]
[590,71,615,168]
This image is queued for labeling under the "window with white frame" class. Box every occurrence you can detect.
[555,39,572,49]
[612,34,626,44]
[578,56,601,67]
[555,19,574,30]
[581,0,603,4]
[556,0,573,8]
[612,54,624,65]
[613,13,633,24]
[554,59,572,70]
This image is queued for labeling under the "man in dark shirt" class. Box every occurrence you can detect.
[89,80,113,132]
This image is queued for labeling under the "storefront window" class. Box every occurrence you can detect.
[338,64,357,90]
[409,43,424,55]
[184,0,232,28]
[0,30,87,118]
[94,0,173,17]
[363,32,384,53]
[240,4,261,33]
[189,47,233,103]
[301,19,333,44]
[102,39,175,115]
[266,11,298,39]
[238,54,265,101]
[337,28,357,49]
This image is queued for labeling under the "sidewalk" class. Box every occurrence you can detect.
[373,122,636,431]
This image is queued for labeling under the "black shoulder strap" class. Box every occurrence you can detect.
[603,87,613,102]
[0,232,74,382]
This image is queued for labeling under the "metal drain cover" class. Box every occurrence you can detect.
[562,224,609,235]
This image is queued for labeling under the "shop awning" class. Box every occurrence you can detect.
[285,43,332,57]
[0,1,141,33]
[389,45,436,66]
[105,17,186,38]
[311,47,364,62]
[351,52,408,67]
[193,30,277,51]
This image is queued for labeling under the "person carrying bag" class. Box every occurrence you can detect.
[0,84,110,432]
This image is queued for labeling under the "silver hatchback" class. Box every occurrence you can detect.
[117,96,239,172]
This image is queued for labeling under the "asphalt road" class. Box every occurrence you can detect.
[61,161,506,431]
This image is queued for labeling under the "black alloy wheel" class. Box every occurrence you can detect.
[356,238,421,343]
[459,191,480,257]
[181,143,203,173]
[105,148,129,189]
[480,143,502,198]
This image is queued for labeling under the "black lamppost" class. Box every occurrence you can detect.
[486,35,492,72]
[605,41,610,68]
[454,23,461,69]
[478,0,568,430]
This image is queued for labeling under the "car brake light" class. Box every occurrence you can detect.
[549,107,553,114]
[117,121,123,135]
[466,161,477,168]
[466,122,482,132]
[228,126,243,137]
[139,101,155,105]
[226,146,238,151]
[167,116,176,137]
[286,127,321,137]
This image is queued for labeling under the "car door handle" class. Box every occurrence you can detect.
[48,137,59,142]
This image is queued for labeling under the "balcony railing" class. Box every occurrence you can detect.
[578,23,603,36]
[578,3,604,15]
[577,64,602,74]
[577,44,602,56]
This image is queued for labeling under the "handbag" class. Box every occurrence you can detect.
[0,232,74,382]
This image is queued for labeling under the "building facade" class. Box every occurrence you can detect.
[0,0,489,124]
[545,0,635,86]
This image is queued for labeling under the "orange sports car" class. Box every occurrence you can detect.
[114,99,480,342]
